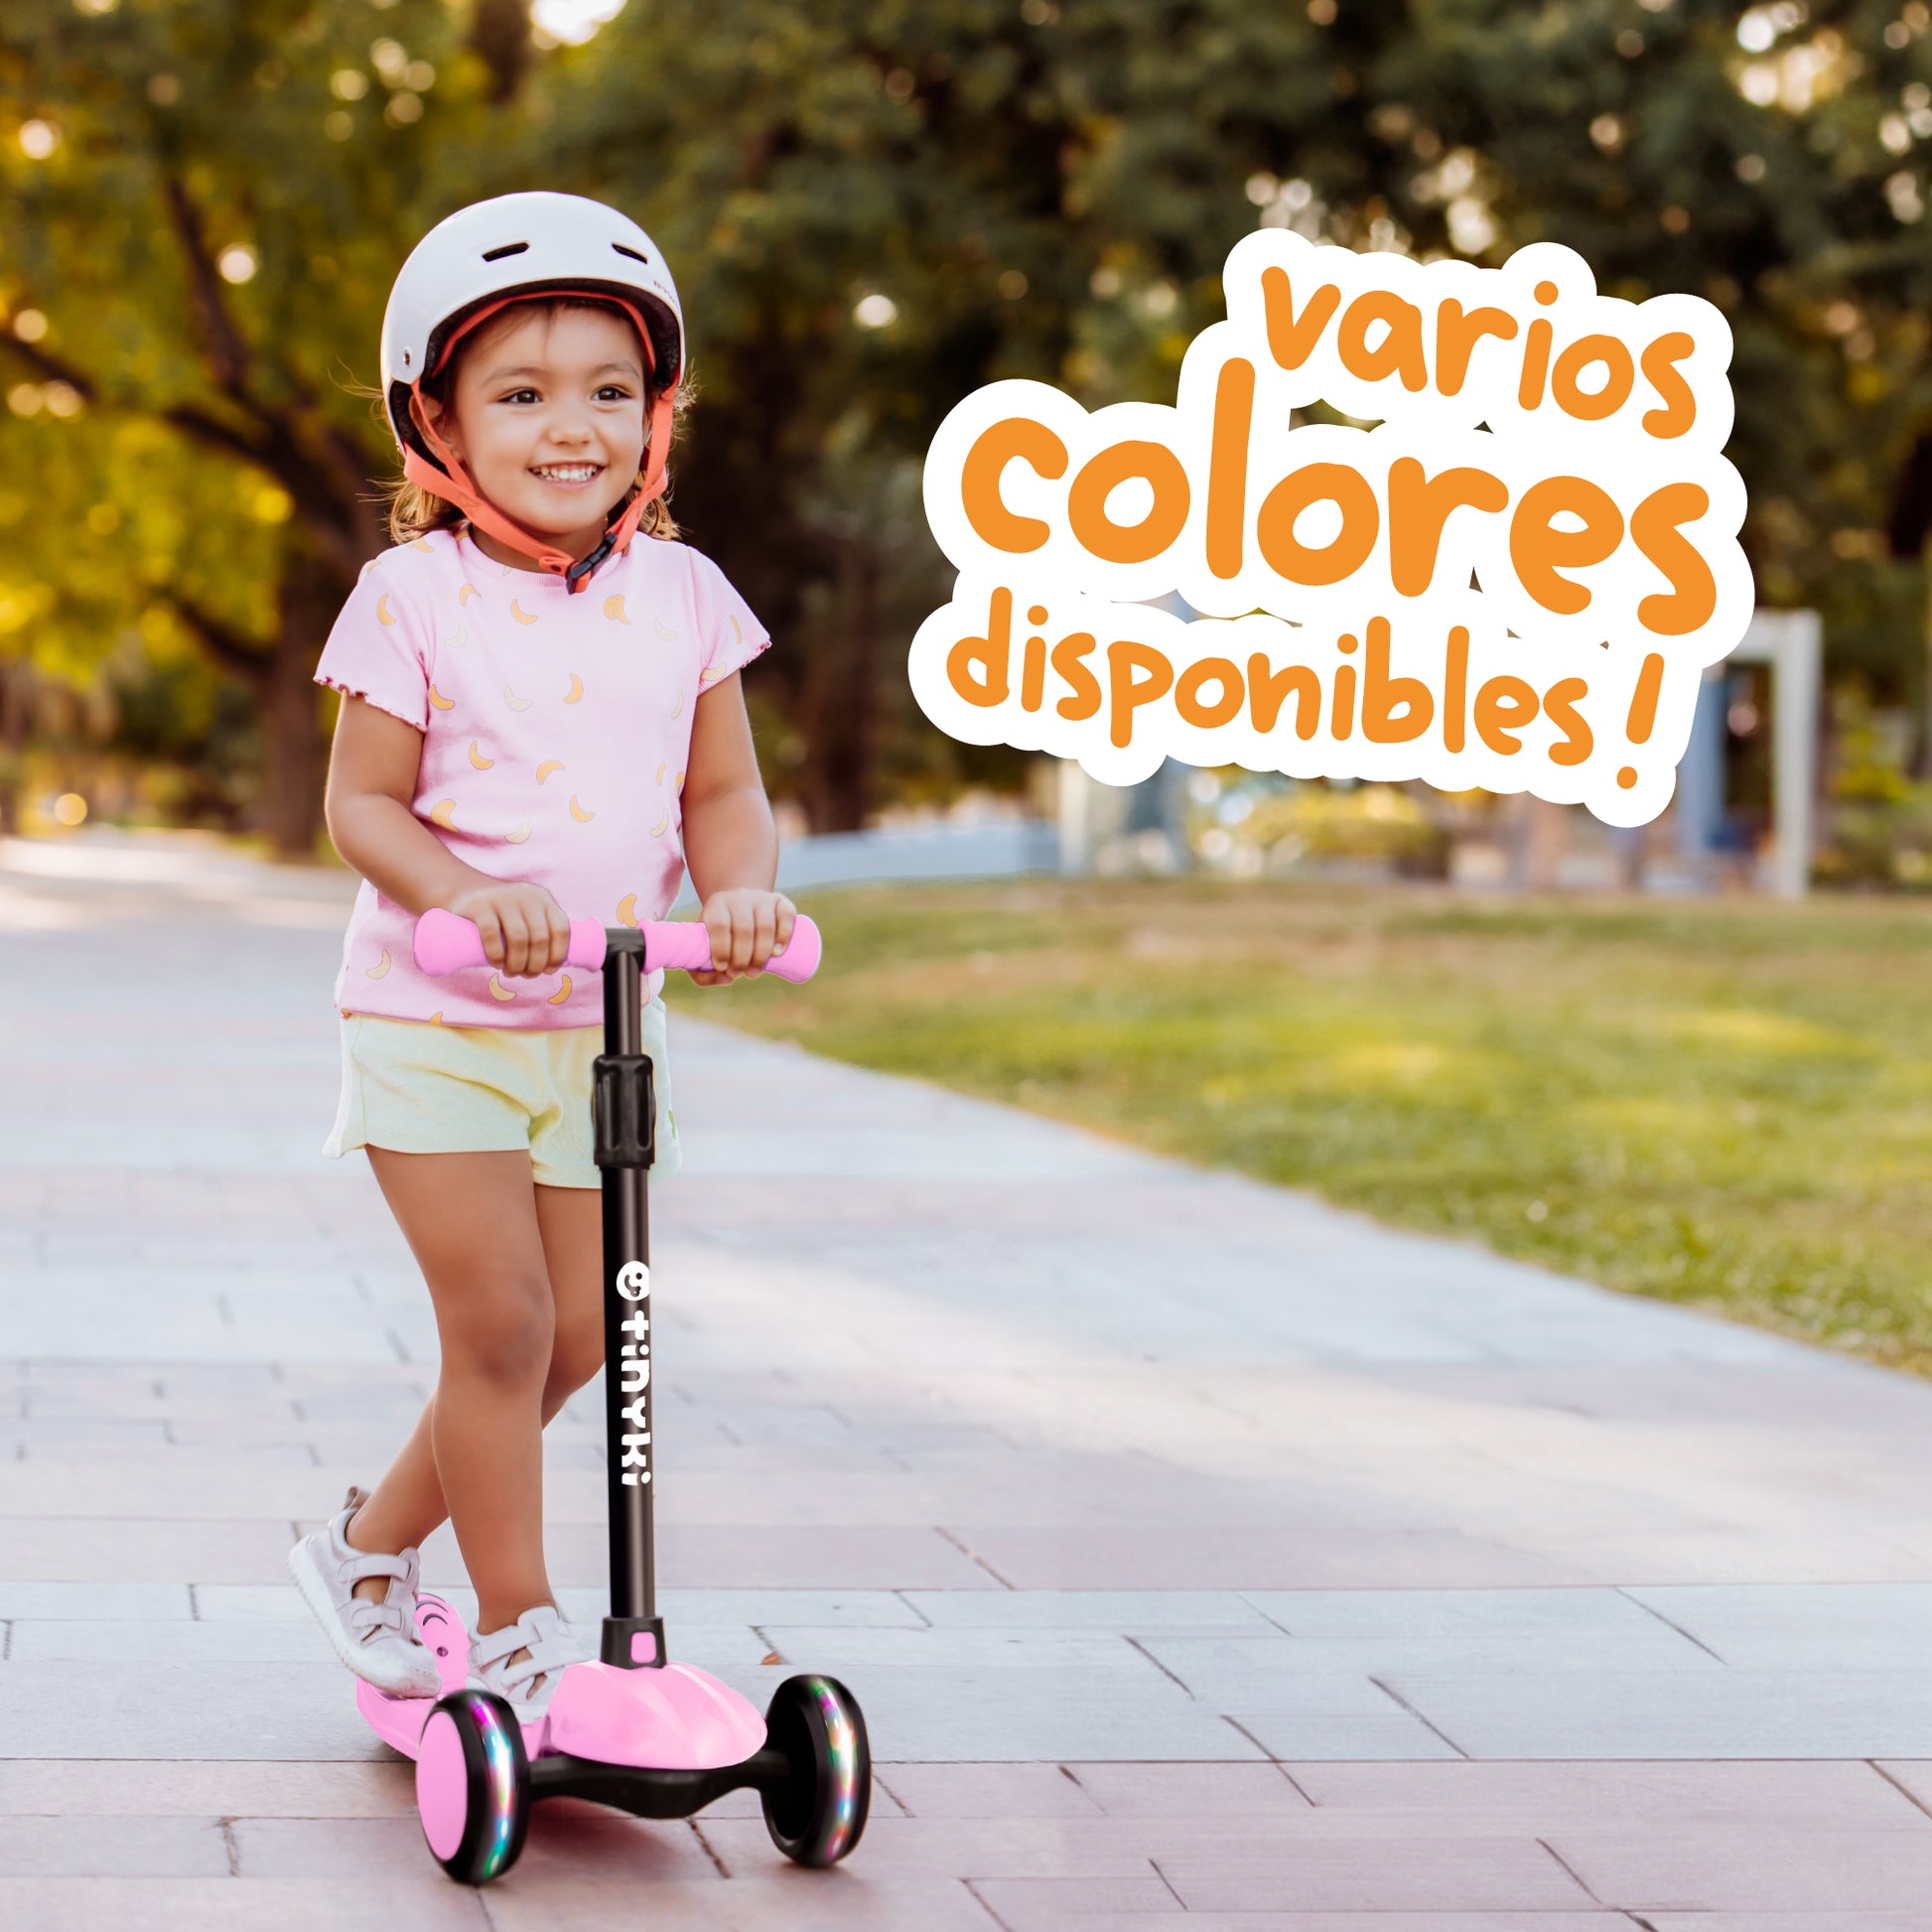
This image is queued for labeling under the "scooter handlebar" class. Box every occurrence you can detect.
[413,909,608,976]
[411,906,822,983]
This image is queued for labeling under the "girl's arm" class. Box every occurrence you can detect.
[324,694,571,978]
[680,671,794,982]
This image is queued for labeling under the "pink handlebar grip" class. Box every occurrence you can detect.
[412,907,822,984]
[640,915,821,983]
[412,908,609,976]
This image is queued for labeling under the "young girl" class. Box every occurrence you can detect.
[288,192,793,1721]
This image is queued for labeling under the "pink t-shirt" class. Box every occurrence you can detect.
[315,526,769,1029]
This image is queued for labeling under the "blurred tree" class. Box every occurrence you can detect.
[8,0,1932,840]
[1354,0,1932,742]
[547,0,1356,826]
[0,0,536,852]
[556,0,1932,814]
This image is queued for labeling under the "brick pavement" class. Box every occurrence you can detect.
[4,831,1932,1926]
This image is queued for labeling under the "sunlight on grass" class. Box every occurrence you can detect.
[1632,1007,1863,1054]
[673,880,1932,1375]
[1318,1041,1455,1085]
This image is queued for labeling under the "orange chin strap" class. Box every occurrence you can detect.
[402,291,678,592]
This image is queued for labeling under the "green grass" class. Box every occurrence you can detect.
[668,879,1932,1375]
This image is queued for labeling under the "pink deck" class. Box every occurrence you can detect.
[358,1595,765,1771]
[547,1659,766,1770]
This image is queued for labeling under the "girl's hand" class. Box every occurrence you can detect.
[691,888,796,984]
[443,881,572,979]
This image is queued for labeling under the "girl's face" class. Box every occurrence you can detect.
[425,304,648,562]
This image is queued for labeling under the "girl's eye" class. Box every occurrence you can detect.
[494,386,632,403]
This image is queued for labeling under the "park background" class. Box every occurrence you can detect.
[8,0,1932,1375]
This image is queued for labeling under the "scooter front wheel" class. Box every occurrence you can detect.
[760,1673,871,1866]
[416,1690,531,1885]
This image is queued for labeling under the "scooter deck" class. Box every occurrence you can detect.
[357,1593,775,1792]
[355,1595,501,1760]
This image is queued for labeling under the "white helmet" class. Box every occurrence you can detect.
[378,192,685,590]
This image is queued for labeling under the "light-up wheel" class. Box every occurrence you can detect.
[760,1674,870,1866]
[415,1690,530,1885]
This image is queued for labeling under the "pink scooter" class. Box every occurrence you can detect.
[354,907,869,1886]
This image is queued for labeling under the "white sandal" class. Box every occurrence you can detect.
[288,1486,442,1700]
[469,1604,590,1722]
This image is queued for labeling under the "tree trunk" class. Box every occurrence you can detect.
[260,547,343,859]
[0,657,29,834]
[1920,528,1932,779]
[797,536,880,833]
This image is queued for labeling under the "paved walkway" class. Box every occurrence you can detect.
[5,833,1932,1927]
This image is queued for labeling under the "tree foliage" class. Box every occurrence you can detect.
[4,0,1932,843]
[0,0,525,845]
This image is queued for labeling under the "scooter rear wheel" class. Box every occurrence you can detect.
[760,1673,871,1866]
[416,1690,531,1885]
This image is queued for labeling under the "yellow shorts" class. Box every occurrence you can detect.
[322,1008,680,1188]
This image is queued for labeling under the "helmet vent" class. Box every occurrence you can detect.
[481,241,530,262]
[612,243,650,264]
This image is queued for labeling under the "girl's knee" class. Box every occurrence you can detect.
[443,1273,555,1387]
[545,1321,604,1404]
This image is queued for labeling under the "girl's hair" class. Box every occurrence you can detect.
[384,294,690,546]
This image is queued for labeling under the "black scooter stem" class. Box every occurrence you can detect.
[592,926,666,1670]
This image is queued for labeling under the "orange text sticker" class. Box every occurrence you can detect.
[911,234,1749,827]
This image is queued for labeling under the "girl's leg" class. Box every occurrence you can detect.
[532,1182,606,1413]
[345,1171,607,1624]
[347,1149,557,1633]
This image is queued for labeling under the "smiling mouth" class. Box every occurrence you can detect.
[529,462,606,485]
